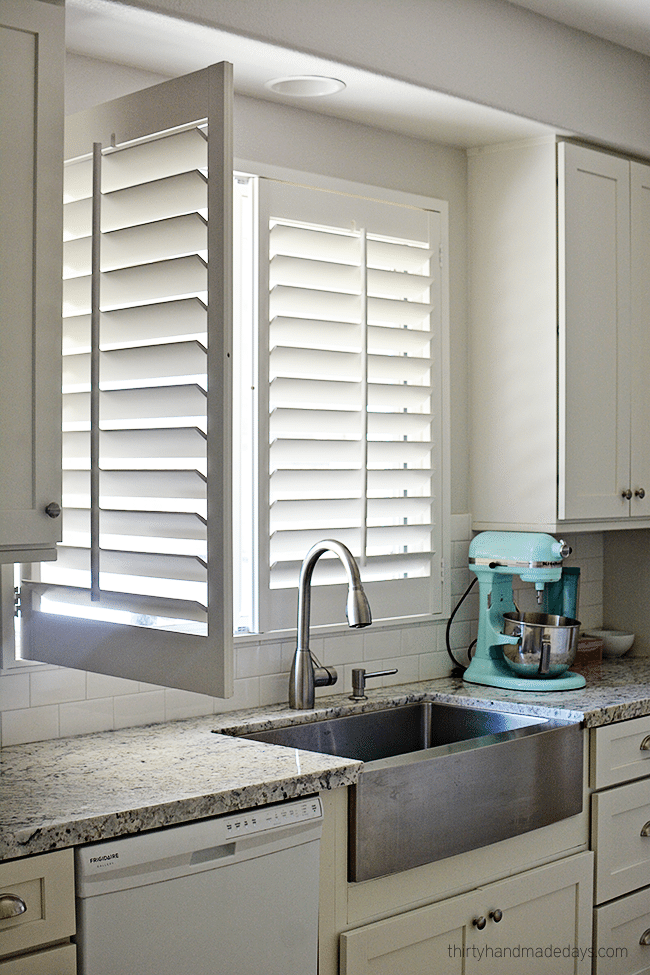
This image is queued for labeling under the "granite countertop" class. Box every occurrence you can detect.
[2,656,650,863]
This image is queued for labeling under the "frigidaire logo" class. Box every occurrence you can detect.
[89,853,119,864]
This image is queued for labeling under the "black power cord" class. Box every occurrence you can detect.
[445,576,478,676]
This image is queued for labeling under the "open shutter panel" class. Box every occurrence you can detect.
[260,179,443,628]
[21,64,234,698]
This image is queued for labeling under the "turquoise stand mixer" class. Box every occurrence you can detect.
[464,531,586,691]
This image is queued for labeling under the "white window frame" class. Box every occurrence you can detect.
[234,161,451,646]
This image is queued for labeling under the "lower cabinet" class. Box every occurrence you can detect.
[0,849,76,972]
[0,944,76,975]
[340,852,594,975]
[591,715,650,974]
[594,886,650,975]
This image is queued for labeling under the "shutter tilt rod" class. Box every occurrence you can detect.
[90,143,102,601]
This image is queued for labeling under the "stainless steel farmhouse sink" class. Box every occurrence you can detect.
[228,701,583,882]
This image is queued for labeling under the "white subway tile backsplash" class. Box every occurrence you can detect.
[215,677,261,713]
[0,672,30,712]
[235,642,282,680]
[86,672,141,699]
[2,704,59,746]
[452,539,471,568]
[259,672,290,706]
[420,648,456,680]
[164,688,215,722]
[60,698,114,738]
[31,667,86,707]
[361,627,402,661]
[401,623,438,656]
[113,690,166,729]
[0,518,606,744]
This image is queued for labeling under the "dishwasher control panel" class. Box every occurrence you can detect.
[225,796,322,836]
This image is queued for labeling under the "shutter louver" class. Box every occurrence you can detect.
[261,181,443,624]
[21,64,233,697]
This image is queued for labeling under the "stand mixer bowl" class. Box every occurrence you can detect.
[502,612,580,678]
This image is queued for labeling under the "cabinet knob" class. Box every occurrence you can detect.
[0,893,27,919]
[636,488,646,500]
[640,929,650,946]
[622,489,633,500]
[639,735,650,751]
[45,501,62,519]
[640,821,650,837]
[472,916,487,930]
[489,909,503,923]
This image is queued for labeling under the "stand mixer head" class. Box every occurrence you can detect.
[464,531,586,691]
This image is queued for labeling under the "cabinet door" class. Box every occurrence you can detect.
[340,890,469,974]
[558,143,631,521]
[594,885,650,975]
[0,1,63,561]
[467,852,593,975]
[630,161,650,516]
[340,852,593,975]
[591,778,650,903]
[0,944,76,975]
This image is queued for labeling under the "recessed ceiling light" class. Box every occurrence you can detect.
[264,75,346,97]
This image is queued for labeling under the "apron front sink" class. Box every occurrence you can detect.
[229,701,583,881]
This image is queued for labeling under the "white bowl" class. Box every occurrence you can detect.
[584,629,635,657]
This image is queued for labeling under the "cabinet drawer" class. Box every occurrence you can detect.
[0,850,75,959]
[594,885,650,975]
[591,716,650,789]
[592,779,650,902]
[0,943,76,975]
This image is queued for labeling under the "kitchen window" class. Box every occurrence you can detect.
[239,171,449,637]
[5,67,450,696]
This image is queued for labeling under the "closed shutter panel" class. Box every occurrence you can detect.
[21,64,234,698]
[259,179,446,631]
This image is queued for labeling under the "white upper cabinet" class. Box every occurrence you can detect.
[0,0,64,562]
[558,143,631,522]
[630,161,650,515]
[469,139,650,531]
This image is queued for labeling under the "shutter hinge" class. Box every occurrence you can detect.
[439,243,444,269]
[440,557,445,584]
[14,586,21,618]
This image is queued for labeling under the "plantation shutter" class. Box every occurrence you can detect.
[258,179,446,632]
[21,64,234,697]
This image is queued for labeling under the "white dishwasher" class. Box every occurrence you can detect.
[74,795,323,975]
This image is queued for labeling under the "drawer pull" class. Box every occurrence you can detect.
[0,893,27,919]
[640,929,650,946]
[472,916,487,930]
[641,822,650,837]
[640,735,650,751]
[489,909,503,923]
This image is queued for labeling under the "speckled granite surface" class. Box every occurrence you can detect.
[2,657,650,863]
[213,656,650,734]
[0,715,360,862]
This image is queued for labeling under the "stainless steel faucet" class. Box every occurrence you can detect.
[289,539,372,709]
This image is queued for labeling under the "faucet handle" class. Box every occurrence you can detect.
[350,667,398,701]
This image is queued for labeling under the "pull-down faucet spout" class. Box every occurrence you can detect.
[289,539,372,709]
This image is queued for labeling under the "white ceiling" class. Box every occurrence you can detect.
[506,0,650,58]
[64,0,567,148]
[65,0,650,149]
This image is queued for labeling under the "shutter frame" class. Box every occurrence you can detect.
[257,176,449,631]
[22,63,234,698]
